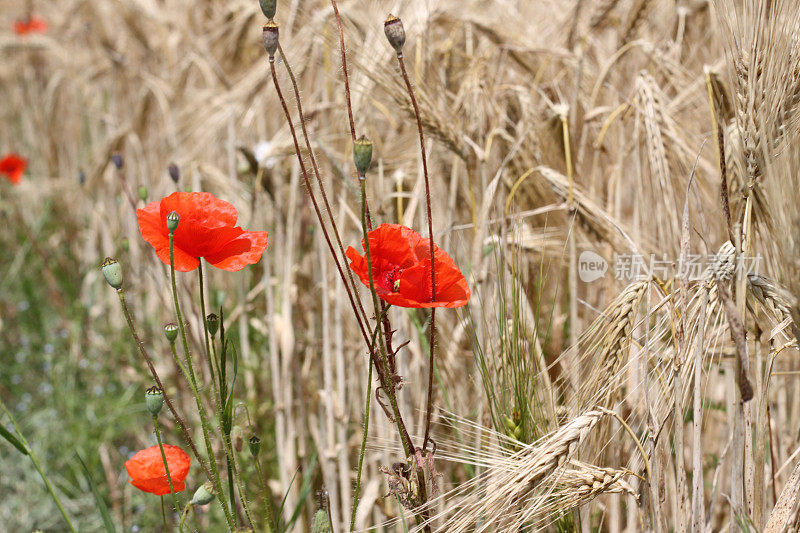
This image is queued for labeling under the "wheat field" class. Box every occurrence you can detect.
[2,0,800,531]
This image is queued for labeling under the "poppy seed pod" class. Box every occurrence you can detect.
[206,313,220,337]
[353,136,373,176]
[259,0,276,20]
[111,153,124,170]
[383,15,405,55]
[145,386,164,416]
[164,323,179,344]
[248,435,261,458]
[101,257,123,289]
[166,211,180,232]
[191,481,216,505]
[262,22,279,58]
[168,163,180,184]
[138,185,148,202]
[312,509,332,533]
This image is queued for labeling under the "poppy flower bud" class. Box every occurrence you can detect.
[111,153,124,170]
[312,509,332,533]
[248,435,261,458]
[166,211,180,233]
[190,481,216,505]
[384,15,405,55]
[353,136,373,176]
[259,0,276,20]
[168,163,180,184]
[138,185,148,202]
[101,257,123,289]
[231,425,244,452]
[145,386,164,416]
[262,22,279,58]
[164,323,179,343]
[206,313,220,337]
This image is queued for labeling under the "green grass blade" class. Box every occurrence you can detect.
[76,452,117,533]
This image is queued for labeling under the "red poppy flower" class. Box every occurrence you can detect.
[124,445,191,495]
[0,154,26,184]
[137,192,269,272]
[346,223,470,308]
[13,17,48,35]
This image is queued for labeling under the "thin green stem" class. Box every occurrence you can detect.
[254,456,277,533]
[153,415,182,529]
[350,351,374,530]
[0,398,76,533]
[198,262,223,412]
[116,290,214,488]
[178,503,192,531]
[161,496,167,530]
[359,177,413,457]
[168,232,234,528]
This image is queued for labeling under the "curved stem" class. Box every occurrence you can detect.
[395,53,437,452]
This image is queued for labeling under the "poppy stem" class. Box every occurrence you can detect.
[350,350,373,531]
[167,233,235,529]
[198,261,223,416]
[153,415,183,528]
[116,289,218,504]
[359,177,414,457]
[253,453,278,533]
[267,55,381,372]
[278,42,371,337]
[394,52,437,453]
[0,397,77,533]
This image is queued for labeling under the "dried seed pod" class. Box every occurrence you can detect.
[384,14,405,55]
[262,21,279,58]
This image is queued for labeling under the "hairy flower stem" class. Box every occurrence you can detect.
[329,0,356,141]
[168,234,234,528]
[198,262,223,412]
[278,43,370,335]
[350,358,373,531]
[254,455,277,533]
[153,415,182,528]
[268,56,381,371]
[359,177,414,456]
[116,289,216,493]
[395,53,437,452]
[0,398,76,533]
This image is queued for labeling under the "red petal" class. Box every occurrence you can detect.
[125,445,190,495]
[205,230,269,271]
[137,201,200,272]
[159,192,244,258]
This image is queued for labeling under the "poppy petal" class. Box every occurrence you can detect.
[125,445,191,496]
[137,201,200,272]
[205,230,269,271]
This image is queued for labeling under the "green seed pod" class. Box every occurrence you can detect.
[353,135,373,176]
[164,323,179,344]
[101,257,123,289]
[145,386,164,416]
[121,238,130,251]
[248,435,261,458]
[311,509,332,533]
[168,163,180,184]
[206,313,220,337]
[190,481,216,505]
[262,21,279,58]
[166,211,180,232]
[137,185,148,202]
[259,0,276,19]
[383,14,405,55]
